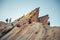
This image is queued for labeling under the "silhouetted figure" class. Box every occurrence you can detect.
[29,19,31,24]
[5,18,8,23]
[9,18,12,24]
[48,21,50,25]
[16,24,21,27]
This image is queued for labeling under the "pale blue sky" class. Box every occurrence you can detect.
[0,0,60,26]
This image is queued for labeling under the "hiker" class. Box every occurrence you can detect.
[5,18,8,23]
[9,18,12,24]
[48,21,50,25]
[29,19,31,24]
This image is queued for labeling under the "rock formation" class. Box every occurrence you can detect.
[0,21,13,38]
[0,7,60,40]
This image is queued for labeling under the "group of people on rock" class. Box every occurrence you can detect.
[5,17,50,28]
[5,18,12,24]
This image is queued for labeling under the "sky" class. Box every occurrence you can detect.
[0,0,60,26]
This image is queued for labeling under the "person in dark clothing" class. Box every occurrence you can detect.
[48,21,50,25]
[29,19,31,24]
[5,18,8,23]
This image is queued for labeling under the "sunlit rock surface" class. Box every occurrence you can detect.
[0,7,60,40]
[0,22,60,40]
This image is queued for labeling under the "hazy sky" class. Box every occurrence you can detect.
[0,0,60,26]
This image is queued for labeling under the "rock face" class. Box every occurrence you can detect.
[0,22,60,40]
[12,7,39,27]
[12,7,49,27]
[0,21,13,38]
[0,7,60,40]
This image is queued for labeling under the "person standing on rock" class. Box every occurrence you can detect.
[9,18,12,24]
[5,18,8,23]
[48,21,50,25]
[29,19,31,24]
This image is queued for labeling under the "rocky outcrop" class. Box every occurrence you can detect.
[12,7,39,27]
[0,22,60,40]
[0,21,13,38]
[0,7,60,40]
[12,7,49,27]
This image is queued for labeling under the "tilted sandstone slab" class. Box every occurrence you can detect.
[1,22,60,40]
[0,21,13,38]
[12,7,39,27]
